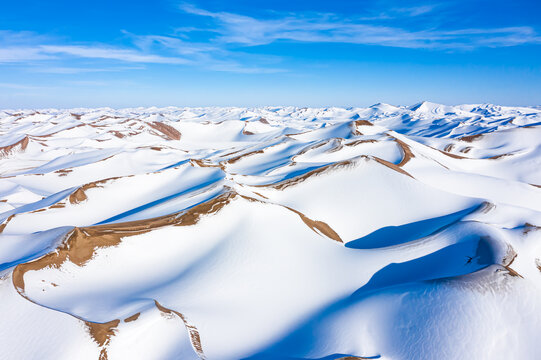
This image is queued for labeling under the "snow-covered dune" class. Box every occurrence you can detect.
[1,103,540,360]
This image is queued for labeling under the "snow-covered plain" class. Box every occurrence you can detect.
[1,102,540,360]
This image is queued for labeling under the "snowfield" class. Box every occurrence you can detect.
[1,102,541,360]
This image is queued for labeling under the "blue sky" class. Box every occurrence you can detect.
[1,0,540,108]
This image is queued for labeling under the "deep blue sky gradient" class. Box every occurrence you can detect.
[1,0,540,108]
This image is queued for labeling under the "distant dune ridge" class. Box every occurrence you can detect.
[1,102,541,360]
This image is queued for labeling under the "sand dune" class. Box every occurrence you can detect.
[1,103,541,359]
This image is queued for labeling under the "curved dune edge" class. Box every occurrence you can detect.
[12,191,236,292]
[256,158,356,190]
[155,301,206,359]
[392,138,414,167]
[147,121,182,140]
[0,136,29,157]
[286,206,343,243]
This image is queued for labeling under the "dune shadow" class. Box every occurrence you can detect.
[345,204,481,249]
[244,229,495,360]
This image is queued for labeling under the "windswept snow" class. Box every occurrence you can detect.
[1,103,541,360]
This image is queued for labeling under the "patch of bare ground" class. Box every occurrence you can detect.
[68,183,97,204]
[190,159,223,169]
[392,138,414,167]
[436,147,468,159]
[98,115,124,121]
[459,134,483,142]
[147,122,181,140]
[535,258,541,273]
[124,312,140,323]
[523,223,540,235]
[285,206,342,243]
[242,123,255,135]
[292,139,332,159]
[55,169,72,177]
[110,131,124,138]
[479,202,496,214]
[372,157,414,178]
[501,245,523,278]
[68,176,124,205]
[225,149,264,164]
[155,301,206,359]
[351,120,373,135]
[489,153,513,160]
[0,215,15,233]
[86,319,120,360]
[354,120,373,127]
[327,138,344,153]
[257,159,356,190]
[0,136,29,157]
[31,123,87,138]
[345,139,377,147]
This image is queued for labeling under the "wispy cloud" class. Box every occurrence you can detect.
[124,31,285,73]
[30,66,145,74]
[391,5,438,17]
[0,29,284,73]
[0,47,56,62]
[0,43,189,65]
[178,3,541,49]
[39,45,189,64]
[0,82,55,90]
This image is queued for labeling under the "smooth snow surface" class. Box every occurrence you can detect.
[1,103,541,360]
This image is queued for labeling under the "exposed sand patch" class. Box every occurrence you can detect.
[86,319,120,347]
[0,136,29,157]
[155,300,206,359]
[0,215,15,234]
[286,206,342,243]
[225,149,265,164]
[258,159,355,190]
[372,157,414,178]
[86,319,120,360]
[393,138,414,167]
[148,122,181,140]
[345,139,378,147]
[354,120,374,126]
[501,246,523,278]
[124,313,140,323]
[68,177,122,205]
[459,134,484,142]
